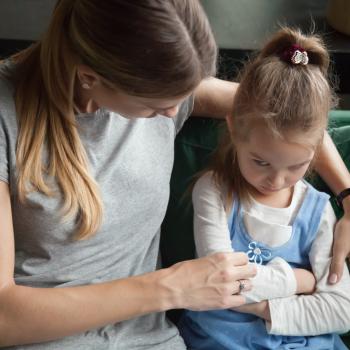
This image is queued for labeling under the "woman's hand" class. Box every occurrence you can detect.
[329,206,350,284]
[233,300,271,321]
[163,252,255,311]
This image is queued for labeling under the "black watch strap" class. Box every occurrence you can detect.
[336,188,350,209]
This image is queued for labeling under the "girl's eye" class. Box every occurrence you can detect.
[253,159,269,167]
[290,164,307,171]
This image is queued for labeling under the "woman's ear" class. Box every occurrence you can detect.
[76,64,101,89]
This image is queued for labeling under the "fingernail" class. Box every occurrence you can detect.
[329,273,338,284]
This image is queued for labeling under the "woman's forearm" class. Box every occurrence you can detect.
[0,253,254,347]
[0,270,173,347]
[315,131,350,283]
[315,132,350,197]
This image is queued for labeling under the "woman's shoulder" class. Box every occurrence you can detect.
[0,59,15,90]
[0,61,17,127]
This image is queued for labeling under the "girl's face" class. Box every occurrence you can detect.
[235,126,317,196]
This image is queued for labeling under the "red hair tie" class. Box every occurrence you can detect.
[280,44,309,65]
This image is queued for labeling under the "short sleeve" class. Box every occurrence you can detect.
[173,95,194,134]
[0,114,9,183]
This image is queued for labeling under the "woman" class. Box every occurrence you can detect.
[0,0,348,348]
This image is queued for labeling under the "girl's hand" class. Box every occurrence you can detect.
[164,252,255,311]
[294,268,316,294]
[233,300,271,321]
[328,211,350,284]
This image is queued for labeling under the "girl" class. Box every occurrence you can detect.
[179,28,350,350]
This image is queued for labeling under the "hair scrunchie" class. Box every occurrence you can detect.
[280,44,309,65]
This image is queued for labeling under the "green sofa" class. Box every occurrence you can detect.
[160,110,350,346]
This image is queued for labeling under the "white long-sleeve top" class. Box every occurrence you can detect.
[193,172,350,336]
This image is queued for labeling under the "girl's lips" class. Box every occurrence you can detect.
[261,186,281,192]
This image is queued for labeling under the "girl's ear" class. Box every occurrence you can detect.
[225,114,233,133]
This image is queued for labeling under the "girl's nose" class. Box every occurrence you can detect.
[268,174,284,188]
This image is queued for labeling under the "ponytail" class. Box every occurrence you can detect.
[14,0,103,239]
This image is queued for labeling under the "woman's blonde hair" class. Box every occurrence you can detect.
[210,27,337,205]
[9,0,217,239]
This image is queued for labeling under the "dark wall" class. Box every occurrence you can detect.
[0,0,55,40]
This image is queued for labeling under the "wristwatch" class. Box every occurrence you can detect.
[336,188,350,209]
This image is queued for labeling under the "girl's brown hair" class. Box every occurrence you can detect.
[9,0,217,239]
[210,27,337,206]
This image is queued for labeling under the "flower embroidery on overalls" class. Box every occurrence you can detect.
[246,241,272,264]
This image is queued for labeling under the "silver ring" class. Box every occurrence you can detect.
[238,280,245,293]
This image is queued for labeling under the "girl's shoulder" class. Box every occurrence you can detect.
[193,171,233,213]
[194,171,219,195]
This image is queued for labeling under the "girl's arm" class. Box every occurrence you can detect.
[315,131,350,284]
[0,181,254,347]
[193,172,315,303]
[265,202,350,335]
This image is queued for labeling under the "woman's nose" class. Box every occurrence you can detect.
[161,105,179,118]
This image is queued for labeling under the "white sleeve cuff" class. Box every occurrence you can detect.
[243,257,297,304]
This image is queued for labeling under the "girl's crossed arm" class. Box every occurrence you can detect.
[266,201,350,335]
[192,172,315,303]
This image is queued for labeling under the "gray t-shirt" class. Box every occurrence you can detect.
[0,64,192,349]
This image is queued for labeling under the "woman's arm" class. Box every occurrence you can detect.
[315,131,350,283]
[192,172,315,303]
[192,77,238,118]
[0,181,255,347]
[266,202,350,335]
[315,132,350,199]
